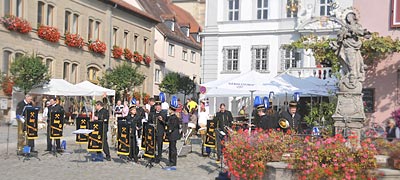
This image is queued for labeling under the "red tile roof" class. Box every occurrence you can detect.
[169,4,202,33]
[100,0,160,23]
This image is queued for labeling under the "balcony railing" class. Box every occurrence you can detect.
[285,67,333,79]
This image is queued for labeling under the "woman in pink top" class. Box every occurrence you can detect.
[122,101,129,117]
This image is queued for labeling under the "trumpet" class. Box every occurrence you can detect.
[279,118,290,129]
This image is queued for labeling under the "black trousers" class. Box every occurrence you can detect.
[168,140,177,166]
[156,135,163,160]
[46,122,60,150]
[129,134,139,162]
[216,130,225,160]
[102,125,110,157]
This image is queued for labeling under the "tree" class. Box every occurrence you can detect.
[178,75,195,101]
[159,72,180,95]
[10,54,50,94]
[99,63,145,100]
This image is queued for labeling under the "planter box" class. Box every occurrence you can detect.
[388,158,400,170]
[377,168,400,180]
[265,162,295,180]
[376,155,390,168]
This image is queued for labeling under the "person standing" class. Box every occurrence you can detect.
[114,100,123,117]
[215,103,233,163]
[386,118,400,142]
[122,101,129,117]
[148,99,167,163]
[93,101,111,161]
[126,104,142,162]
[46,97,64,152]
[16,94,34,153]
[280,101,302,133]
[165,97,180,169]
[181,108,190,138]
[258,103,278,131]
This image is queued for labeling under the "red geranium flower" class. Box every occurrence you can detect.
[37,25,60,42]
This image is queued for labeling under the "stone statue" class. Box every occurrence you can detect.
[330,10,371,92]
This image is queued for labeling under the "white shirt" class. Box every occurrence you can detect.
[198,111,208,126]
[42,107,49,120]
[161,102,169,110]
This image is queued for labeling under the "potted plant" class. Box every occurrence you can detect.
[37,25,60,42]
[64,33,84,48]
[143,54,151,65]
[1,15,32,34]
[124,48,133,61]
[112,46,123,59]
[2,76,14,96]
[387,140,400,169]
[88,39,106,55]
[133,51,142,63]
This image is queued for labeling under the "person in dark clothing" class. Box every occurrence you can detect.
[46,97,65,152]
[148,99,167,163]
[386,118,400,142]
[258,102,278,131]
[16,94,34,154]
[165,96,180,169]
[215,103,233,163]
[93,101,111,161]
[280,101,302,133]
[126,104,142,162]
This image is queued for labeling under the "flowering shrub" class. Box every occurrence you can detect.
[1,15,32,33]
[124,48,133,61]
[289,134,378,180]
[64,33,84,48]
[133,51,143,63]
[112,46,123,59]
[2,76,14,96]
[37,25,60,42]
[391,108,400,127]
[142,92,150,104]
[132,91,141,103]
[223,129,293,179]
[88,40,106,55]
[144,54,151,65]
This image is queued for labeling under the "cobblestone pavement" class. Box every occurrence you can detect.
[0,124,222,180]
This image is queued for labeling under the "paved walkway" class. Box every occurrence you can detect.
[0,124,222,180]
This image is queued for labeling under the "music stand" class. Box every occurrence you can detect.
[21,106,41,161]
[72,129,93,164]
[43,112,64,157]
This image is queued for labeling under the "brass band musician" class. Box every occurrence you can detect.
[16,94,34,154]
[215,103,233,163]
[165,96,180,169]
[126,103,142,163]
[148,98,167,163]
[46,97,64,152]
[280,101,302,133]
[93,101,111,161]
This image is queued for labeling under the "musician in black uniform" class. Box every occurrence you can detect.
[258,102,278,131]
[148,99,167,163]
[93,101,111,161]
[280,101,302,133]
[46,97,65,152]
[215,103,233,163]
[166,97,180,169]
[126,104,142,163]
[16,94,34,153]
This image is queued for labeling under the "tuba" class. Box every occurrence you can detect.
[278,118,290,129]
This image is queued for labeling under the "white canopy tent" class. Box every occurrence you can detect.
[74,81,115,96]
[29,79,92,96]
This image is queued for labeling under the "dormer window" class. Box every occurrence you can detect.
[180,26,190,37]
[196,33,201,42]
[164,20,175,31]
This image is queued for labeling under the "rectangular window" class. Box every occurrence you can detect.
[123,31,129,49]
[168,44,175,56]
[71,64,78,84]
[2,51,12,75]
[46,58,53,75]
[47,5,54,26]
[95,21,100,40]
[362,88,375,113]
[252,46,269,72]
[286,0,298,18]
[113,27,118,47]
[155,69,161,83]
[133,34,138,51]
[223,47,239,72]
[281,48,300,71]
[88,19,93,40]
[320,0,332,16]
[37,1,45,25]
[72,14,79,34]
[64,11,71,33]
[191,51,196,63]
[257,0,268,20]
[144,38,148,55]
[228,0,239,21]
[16,0,23,17]
[63,62,70,81]
[182,50,188,61]
[4,0,11,16]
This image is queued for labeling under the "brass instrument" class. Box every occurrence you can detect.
[278,118,290,129]
[17,117,26,154]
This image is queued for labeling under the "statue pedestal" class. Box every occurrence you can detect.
[332,92,365,145]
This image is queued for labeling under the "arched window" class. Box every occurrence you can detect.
[46,58,54,77]
[63,62,70,81]
[87,67,99,84]
[71,63,78,84]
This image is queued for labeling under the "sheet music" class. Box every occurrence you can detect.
[72,129,94,134]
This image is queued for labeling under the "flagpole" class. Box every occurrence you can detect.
[248,90,255,134]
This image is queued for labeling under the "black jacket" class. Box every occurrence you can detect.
[48,104,64,123]
[148,110,167,136]
[215,110,233,133]
[280,110,301,131]
[259,113,278,131]
[95,108,110,126]
[126,113,142,136]
[167,113,180,141]
[16,100,33,116]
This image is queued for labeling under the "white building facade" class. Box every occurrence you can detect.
[201,0,354,114]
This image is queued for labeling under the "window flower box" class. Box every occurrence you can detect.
[144,54,151,65]
[124,48,133,61]
[133,51,142,63]
[2,76,14,96]
[88,40,106,55]
[112,46,123,59]
[37,25,60,43]
[1,15,32,34]
[64,33,84,49]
